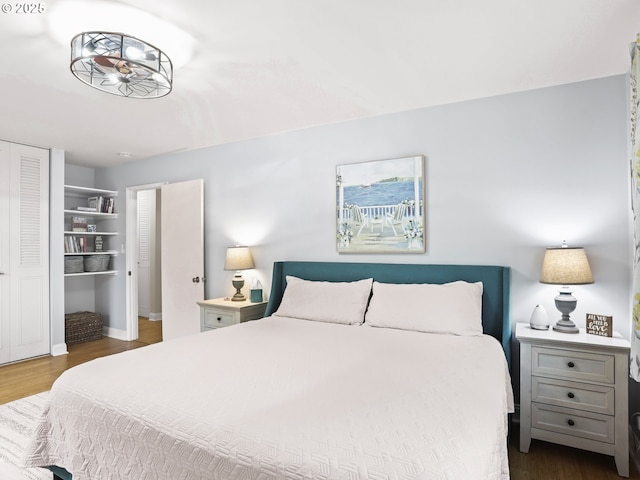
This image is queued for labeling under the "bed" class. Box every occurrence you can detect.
[23,261,514,480]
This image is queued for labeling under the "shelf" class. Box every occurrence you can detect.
[64,251,118,256]
[64,270,118,277]
[64,184,118,198]
[64,231,117,236]
[64,209,118,219]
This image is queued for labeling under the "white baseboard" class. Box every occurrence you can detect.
[148,312,162,321]
[51,343,68,356]
[102,326,128,341]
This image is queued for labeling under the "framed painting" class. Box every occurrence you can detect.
[336,155,425,253]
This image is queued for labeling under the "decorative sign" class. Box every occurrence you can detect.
[586,313,613,337]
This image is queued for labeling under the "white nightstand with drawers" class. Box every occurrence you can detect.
[516,323,630,477]
[197,297,267,332]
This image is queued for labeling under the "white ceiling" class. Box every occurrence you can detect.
[2,0,639,168]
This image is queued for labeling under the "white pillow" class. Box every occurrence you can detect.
[273,276,373,325]
[365,280,483,335]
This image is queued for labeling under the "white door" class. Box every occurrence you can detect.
[0,141,50,364]
[160,179,204,340]
[0,142,10,364]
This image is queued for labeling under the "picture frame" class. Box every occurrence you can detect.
[336,155,426,253]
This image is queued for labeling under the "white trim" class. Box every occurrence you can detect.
[49,149,65,357]
[125,188,138,341]
[148,312,162,321]
[125,182,165,342]
[50,343,68,356]
[102,325,128,340]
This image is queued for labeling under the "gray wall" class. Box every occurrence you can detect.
[94,75,631,345]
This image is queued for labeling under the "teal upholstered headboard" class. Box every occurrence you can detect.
[265,261,511,365]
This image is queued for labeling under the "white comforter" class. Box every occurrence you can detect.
[24,316,514,480]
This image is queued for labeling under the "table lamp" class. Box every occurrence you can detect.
[224,245,255,301]
[540,242,594,333]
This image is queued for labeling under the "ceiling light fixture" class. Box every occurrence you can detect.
[70,31,173,99]
[49,0,195,68]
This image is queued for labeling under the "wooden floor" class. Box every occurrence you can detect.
[0,317,162,404]
[508,424,640,479]
[1,318,638,479]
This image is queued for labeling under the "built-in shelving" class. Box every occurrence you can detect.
[64,270,118,277]
[64,231,118,236]
[63,251,118,256]
[64,184,118,278]
[63,209,118,219]
[64,184,118,197]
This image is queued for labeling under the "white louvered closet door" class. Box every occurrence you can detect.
[137,189,152,318]
[0,141,50,364]
[0,142,10,364]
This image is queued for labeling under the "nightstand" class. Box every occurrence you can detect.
[196,298,268,332]
[516,323,631,477]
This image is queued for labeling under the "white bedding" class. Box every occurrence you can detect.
[24,316,514,480]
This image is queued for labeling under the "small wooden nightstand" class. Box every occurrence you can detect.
[197,297,267,332]
[516,323,631,477]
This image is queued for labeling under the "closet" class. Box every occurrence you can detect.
[0,141,50,364]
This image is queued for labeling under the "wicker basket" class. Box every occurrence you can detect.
[64,256,84,274]
[65,311,103,345]
[84,255,109,272]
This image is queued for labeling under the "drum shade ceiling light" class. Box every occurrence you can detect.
[71,31,172,98]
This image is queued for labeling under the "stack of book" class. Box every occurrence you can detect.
[88,196,115,214]
[71,216,87,231]
[65,235,90,253]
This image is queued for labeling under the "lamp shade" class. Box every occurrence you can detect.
[540,246,594,285]
[224,246,255,271]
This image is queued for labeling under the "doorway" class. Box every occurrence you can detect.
[125,182,165,342]
[125,180,205,342]
[136,188,162,323]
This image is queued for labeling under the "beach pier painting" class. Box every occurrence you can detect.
[336,155,425,253]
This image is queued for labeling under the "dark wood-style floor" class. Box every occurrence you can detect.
[1,318,638,479]
[509,423,640,479]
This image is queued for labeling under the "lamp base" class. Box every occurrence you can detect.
[231,291,246,302]
[231,275,246,302]
[552,320,579,334]
[551,287,580,334]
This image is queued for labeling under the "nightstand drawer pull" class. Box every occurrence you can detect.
[567,419,575,426]
[567,361,575,368]
[567,392,575,399]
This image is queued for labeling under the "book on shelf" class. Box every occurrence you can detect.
[87,196,115,214]
[64,235,91,253]
[73,206,97,212]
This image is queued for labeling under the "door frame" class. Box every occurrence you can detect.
[125,182,165,341]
